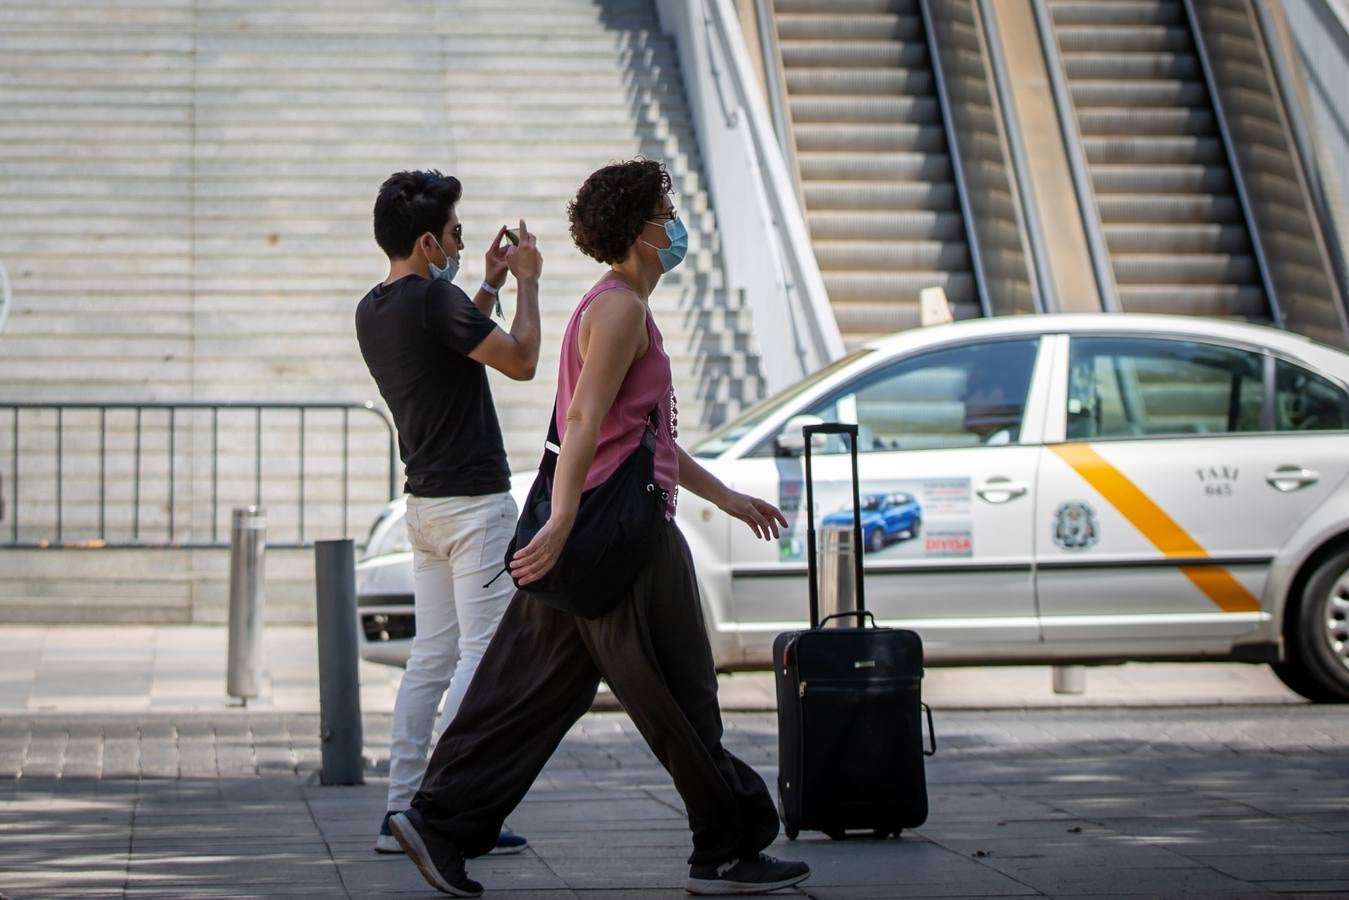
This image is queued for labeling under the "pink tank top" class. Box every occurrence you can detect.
[555,280,679,519]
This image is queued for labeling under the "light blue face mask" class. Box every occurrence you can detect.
[643,216,688,273]
[427,235,459,284]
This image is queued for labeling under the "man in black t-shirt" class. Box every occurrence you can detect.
[355,170,541,857]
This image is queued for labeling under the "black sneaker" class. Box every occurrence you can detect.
[374,810,401,853]
[378,811,525,858]
[687,853,811,895]
[389,809,483,898]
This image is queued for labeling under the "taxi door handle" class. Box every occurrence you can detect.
[1266,466,1319,492]
[976,478,1028,504]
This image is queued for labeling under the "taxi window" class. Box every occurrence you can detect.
[788,339,1040,454]
[1066,337,1263,439]
[1275,360,1349,431]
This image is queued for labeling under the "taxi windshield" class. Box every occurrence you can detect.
[692,349,873,458]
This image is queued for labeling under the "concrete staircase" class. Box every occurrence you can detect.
[0,0,763,623]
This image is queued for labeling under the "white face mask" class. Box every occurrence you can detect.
[427,235,459,283]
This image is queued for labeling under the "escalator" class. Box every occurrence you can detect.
[772,0,976,344]
[1046,0,1270,321]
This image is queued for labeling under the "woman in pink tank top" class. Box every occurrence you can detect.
[399,160,811,898]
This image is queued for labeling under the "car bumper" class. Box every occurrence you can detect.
[356,552,414,668]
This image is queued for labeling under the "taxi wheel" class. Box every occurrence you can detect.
[869,528,885,553]
[1283,547,1349,703]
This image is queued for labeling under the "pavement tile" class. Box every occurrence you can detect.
[974,861,1275,896]
[1196,854,1349,882]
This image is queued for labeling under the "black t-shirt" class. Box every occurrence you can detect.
[355,275,509,497]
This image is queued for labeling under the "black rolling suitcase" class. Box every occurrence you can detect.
[774,422,936,840]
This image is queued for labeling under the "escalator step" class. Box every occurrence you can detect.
[790,95,940,124]
[794,122,947,152]
[780,39,928,68]
[813,239,971,270]
[823,272,976,303]
[776,13,922,41]
[1063,53,1202,80]
[1093,164,1233,194]
[776,0,918,13]
[1049,0,1184,27]
[1084,135,1225,164]
[1054,25,1194,53]
[1075,107,1217,136]
[786,66,934,95]
[1112,253,1259,285]
[805,180,958,210]
[1115,284,1270,318]
[1105,223,1252,254]
[798,151,952,181]
[1071,79,1209,107]
[1095,194,1244,225]
[807,210,966,241]
[831,294,981,333]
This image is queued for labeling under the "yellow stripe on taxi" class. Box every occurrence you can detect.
[1050,444,1262,613]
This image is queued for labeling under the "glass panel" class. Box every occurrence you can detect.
[692,349,873,458]
[1067,337,1263,439]
[799,339,1040,453]
[1275,360,1349,431]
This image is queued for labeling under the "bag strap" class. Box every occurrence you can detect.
[541,401,660,476]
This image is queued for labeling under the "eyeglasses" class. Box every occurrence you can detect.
[450,223,463,242]
[651,206,678,223]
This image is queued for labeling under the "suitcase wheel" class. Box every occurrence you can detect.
[874,828,900,840]
[785,825,798,841]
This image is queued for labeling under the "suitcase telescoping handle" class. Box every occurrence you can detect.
[802,422,866,629]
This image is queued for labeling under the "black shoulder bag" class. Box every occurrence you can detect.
[500,403,669,618]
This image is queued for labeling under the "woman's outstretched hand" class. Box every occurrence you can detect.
[718,491,788,541]
[509,515,572,585]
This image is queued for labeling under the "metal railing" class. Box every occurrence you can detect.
[1186,0,1349,348]
[1029,0,1122,313]
[923,0,1043,317]
[0,401,397,550]
[655,0,845,392]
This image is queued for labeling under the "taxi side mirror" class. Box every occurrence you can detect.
[776,415,826,456]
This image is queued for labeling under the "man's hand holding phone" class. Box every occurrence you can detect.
[503,219,542,283]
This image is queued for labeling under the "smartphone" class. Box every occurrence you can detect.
[503,227,519,247]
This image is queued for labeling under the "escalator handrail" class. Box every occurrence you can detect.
[752,0,806,211]
[1181,0,1287,332]
[1252,0,1349,318]
[920,0,992,319]
[1028,0,1122,314]
[977,0,1053,313]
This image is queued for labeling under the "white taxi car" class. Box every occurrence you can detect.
[356,314,1349,702]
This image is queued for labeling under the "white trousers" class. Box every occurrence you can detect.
[386,491,517,812]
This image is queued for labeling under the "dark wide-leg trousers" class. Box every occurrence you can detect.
[411,522,780,865]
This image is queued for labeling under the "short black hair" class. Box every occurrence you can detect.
[568,158,673,264]
[373,170,462,259]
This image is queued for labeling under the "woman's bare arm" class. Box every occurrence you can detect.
[677,445,786,541]
[509,288,647,585]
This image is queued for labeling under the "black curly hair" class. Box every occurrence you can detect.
[373,170,461,259]
[568,159,673,264]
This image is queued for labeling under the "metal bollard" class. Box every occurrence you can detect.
[818,524,857,627]
[227,506,266,704]
[1053,665,1086,695]
[314,539,364,785]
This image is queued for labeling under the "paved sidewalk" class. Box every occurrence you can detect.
[0,626,1303,715]
[1,707,1347,898]
[1,625,1339,899]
